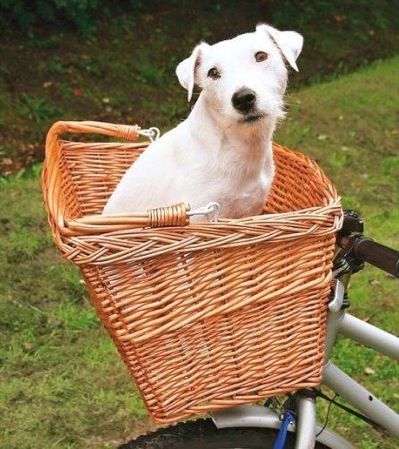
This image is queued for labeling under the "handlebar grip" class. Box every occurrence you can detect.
[352,237,399,277]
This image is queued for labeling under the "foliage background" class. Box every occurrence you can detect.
[0,1,398,448]
[1,0,399,175]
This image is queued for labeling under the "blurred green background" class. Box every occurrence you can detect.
[0,1,398,448]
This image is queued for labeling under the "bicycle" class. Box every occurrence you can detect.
[118,210,399,449]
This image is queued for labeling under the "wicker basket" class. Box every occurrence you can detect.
[42,120,342,423]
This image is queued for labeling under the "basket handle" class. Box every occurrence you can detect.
[64,203,190,233]
[64,202,221,234]
[46,120,142,142]
[42,120,144,239]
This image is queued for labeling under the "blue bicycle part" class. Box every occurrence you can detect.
[272,411,296,449]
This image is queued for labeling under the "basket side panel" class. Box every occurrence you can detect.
[56,142,83,220]
[266,144,336,213]
[60,141,146,216]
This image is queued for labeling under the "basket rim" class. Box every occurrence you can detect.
[64,200,343,235]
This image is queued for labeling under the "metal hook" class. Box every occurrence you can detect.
[137,127,161,142]
[188,202,220,222]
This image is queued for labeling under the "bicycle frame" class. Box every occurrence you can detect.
[212,280,399,448]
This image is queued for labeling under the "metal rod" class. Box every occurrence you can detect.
[339,313,399,361]
[323,363,399,438]
[295,395,316,449]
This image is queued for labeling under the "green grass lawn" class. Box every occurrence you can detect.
[1,56,398,449]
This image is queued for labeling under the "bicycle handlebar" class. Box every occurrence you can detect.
[340,235,399,278]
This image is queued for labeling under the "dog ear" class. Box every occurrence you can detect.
[256,24,303,72]
[176,43,208,101]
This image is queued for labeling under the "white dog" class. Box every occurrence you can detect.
[103,24,303,219]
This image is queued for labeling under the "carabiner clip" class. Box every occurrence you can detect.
[137,127,161,142]
[187,202,220,222]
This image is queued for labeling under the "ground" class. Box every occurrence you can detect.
[0,54,398,448]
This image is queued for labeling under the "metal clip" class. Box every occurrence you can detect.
[329,279,345,312]
[137,127,161,142]
[188,202,220,222]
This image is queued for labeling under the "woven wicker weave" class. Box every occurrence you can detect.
[42,120,342,423]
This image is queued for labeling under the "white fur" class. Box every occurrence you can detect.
[103,24,303,219]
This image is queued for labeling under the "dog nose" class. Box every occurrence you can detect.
[232,88,256,113]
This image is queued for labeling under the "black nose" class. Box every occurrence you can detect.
[232,88,256,113]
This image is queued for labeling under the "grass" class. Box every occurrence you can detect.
[279,57,399,449]
[0,55,398,448]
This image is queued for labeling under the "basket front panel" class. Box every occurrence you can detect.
[91,235,333,343]
[130,284,329,422]
[60,141,147,217]
[83,233,335,422]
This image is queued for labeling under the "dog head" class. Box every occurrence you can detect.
[176,24,303,125]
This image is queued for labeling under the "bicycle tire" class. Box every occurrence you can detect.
[118,418,331,449]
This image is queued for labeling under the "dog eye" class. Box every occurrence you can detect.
[207,67,221,79]
[255,51,268,62]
